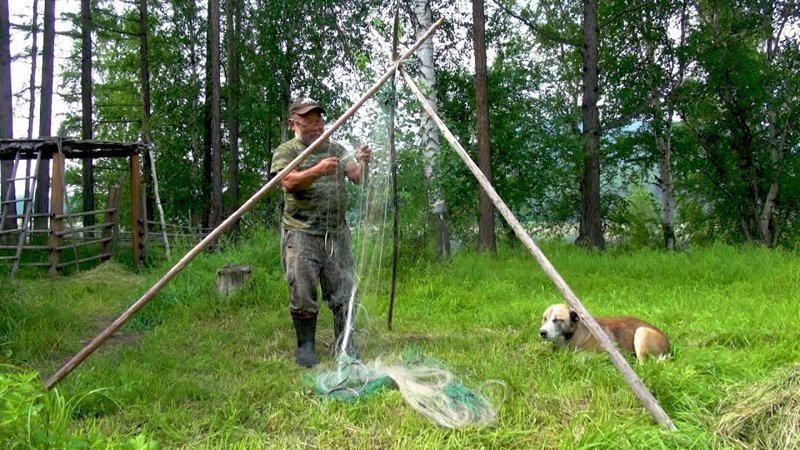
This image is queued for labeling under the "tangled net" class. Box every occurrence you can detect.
[307,105,502,428]
[312,351,501,428]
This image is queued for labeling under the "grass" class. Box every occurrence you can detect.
[1,227,799,448]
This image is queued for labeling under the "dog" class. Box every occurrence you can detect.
[539,304,670,363]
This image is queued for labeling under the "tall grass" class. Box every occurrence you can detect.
[1,227,799,448]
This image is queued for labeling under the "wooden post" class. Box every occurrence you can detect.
[130,152,143,268]
[48,146,65,276]
[148,146,171,259]
[100,187,119,259]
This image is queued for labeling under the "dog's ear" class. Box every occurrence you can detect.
[570,310,580,323]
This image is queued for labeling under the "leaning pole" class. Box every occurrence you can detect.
[400,68,677,431]
[45,17,445,390]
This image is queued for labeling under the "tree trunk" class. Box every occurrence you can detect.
[226,0,240,234]
[208,0,223,229]
[655,121,676,250]
[202,1,213,230]
[415,0,450,259]
[0,0,14,232]
[81,0,95,234]
[34,0,55,231]
[759,10,785,247]
[27,0,38,140]
[472,0,495,254]
[575,0,605,250]
[140,0,155,227]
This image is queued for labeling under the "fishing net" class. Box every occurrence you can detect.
[307,103,503,428]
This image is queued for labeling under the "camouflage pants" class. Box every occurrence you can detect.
[280,226,355,315]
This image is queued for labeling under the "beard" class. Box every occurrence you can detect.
[301,132,326,146]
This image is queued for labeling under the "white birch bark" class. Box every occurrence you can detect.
[414,0,450,258]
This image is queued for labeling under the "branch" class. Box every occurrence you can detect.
[599,1,650,29]
[94,23,141,38]
[489,0,581,48]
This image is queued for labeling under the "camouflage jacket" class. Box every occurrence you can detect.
[270,138,354,235]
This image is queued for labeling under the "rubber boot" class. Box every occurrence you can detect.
[292,314,318,367]
[333,305,358,359]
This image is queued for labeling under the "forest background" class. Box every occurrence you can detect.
[1,0,797,255]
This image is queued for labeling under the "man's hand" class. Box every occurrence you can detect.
[316,156,340,177]
[356,144,372,163]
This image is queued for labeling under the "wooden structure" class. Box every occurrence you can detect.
[0,137,148,275]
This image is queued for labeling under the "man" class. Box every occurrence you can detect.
[271,97,371,367]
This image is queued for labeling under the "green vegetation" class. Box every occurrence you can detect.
[2,228,799,448]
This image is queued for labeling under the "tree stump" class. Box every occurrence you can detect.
[216,264,253,297]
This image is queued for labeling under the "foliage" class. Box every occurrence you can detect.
[10,0,800,253]
[2,227,800,447]
[607,184,663,250]
[0,368,156,449]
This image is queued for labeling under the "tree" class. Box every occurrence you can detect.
[140,0,155,229]
[26,0,38,140]
[574,0,604,249]
[81,0,95,232]
[207,0,223,229]
[226,0,241,233]
[0,0,14,232]
[414,0,450,259]
[676,0,800,246]
[34,0,55,231]
[473,0,496,253]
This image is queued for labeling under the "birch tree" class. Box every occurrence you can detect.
[414,0,450,259]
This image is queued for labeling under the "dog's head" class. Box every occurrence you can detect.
[539,304,580,343]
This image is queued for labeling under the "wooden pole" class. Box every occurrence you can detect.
[387,10,400,331]
[100,187,118,259]
[130,151,143,268]
[44,17,445,390]
[48,141,64,276]
[400,69,677,431]
[147,146,170,259]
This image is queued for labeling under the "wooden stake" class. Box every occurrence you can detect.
[148,146,170,259]
[401,68,677,431]
[44,17,445,390]
[387,9,400,331]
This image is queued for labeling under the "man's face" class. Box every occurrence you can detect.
[290,110,325,144]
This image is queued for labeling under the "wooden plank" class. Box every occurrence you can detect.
[101,187,119,259]
[56,237,112,250]
[54,208,115,219]
[56,252,112,268]
[53,222,114,237]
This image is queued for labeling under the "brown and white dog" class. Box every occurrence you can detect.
[539,304,670,363]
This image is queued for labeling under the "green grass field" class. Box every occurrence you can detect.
[2,228,799,449]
